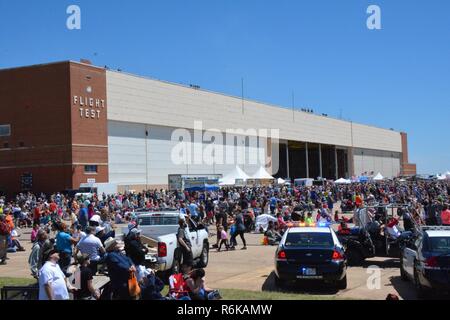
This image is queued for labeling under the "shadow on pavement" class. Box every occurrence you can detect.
[389,276,418,300]
[261,272,339,295]
[360,258,400,269]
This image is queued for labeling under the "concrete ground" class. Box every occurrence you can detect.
[1,226,419,300]
[205,233,418,300]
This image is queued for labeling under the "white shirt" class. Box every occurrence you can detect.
[387,226,401,239]
[76,234,104,261]
[39,261,69,300]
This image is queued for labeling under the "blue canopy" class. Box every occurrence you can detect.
[358,176,369,183]
[185,183,219,192]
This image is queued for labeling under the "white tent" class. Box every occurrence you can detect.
[445,171,450,179]
[219,165,250,186]
[335,178,351,184]
[251,166,274,180]
[277,178,286,184]
[437,174,446,181]
[255,214,278,232]
[373,173,384,181]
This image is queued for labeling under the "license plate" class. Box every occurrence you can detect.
[297,275,323,279]
[299,267,317,276]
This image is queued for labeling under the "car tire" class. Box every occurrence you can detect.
[400,257,408,281]
[336,275,347,290]
[197,243,209,268]
[274,275,286,289]
[346,248,364,266]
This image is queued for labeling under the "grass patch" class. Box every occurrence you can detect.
[161,285,349,300]
[219,288,345,300]
[0,277,36,289]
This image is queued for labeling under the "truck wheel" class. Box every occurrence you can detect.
[197,243,209,268]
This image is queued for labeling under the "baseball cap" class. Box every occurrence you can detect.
[95,226,105,234]
[130,228,141,236]
[90,215,102,223]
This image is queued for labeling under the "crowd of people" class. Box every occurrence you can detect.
[0,177,449,300]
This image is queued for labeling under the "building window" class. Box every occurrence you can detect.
[84,165,98,173]
[0,124,11,137]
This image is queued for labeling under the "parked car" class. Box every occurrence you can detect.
[400,226,450,298]
[274,225,347,290]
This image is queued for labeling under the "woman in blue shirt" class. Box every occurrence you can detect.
[55,223,79,274]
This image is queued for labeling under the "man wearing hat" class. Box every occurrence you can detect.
[124,228,148,267]
[104,237,136,300]
[38,249,74,300]
[75,226,105,275]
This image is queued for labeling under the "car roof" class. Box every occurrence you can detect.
[425,230,450,238]
[288,227,332,234]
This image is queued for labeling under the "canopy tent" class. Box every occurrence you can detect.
[358,176,369,183]
[335,178,351,184]
[185,183,219,192]
[445,171,450,179]
[277,178,287,185]
[251,166,274,180]
[373,173,384,181]
[437,175,446,181]
[219,165,250,186]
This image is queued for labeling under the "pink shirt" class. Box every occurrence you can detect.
[31,228,38,242]
[220,230,228,240]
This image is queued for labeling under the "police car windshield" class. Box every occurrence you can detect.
[428,237,450,253]
[285,233,333,248]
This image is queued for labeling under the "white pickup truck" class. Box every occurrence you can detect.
[122,211,210,275]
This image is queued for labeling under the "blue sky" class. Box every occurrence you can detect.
[1,0,449,174]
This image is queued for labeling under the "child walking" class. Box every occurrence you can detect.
[217,226,229,252]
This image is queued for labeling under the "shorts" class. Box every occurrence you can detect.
[182,249,194,267]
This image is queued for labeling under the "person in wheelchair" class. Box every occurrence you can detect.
[384,216,413,242]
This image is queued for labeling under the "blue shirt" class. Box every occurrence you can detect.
[56,232,72,254]
[188,203,198,217]
[79,208,88,227]
[270,197,277,207]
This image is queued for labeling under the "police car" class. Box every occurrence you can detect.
[400,226,450,298]
[274,223,347,290]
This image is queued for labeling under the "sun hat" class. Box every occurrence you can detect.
[104,237,117,251]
